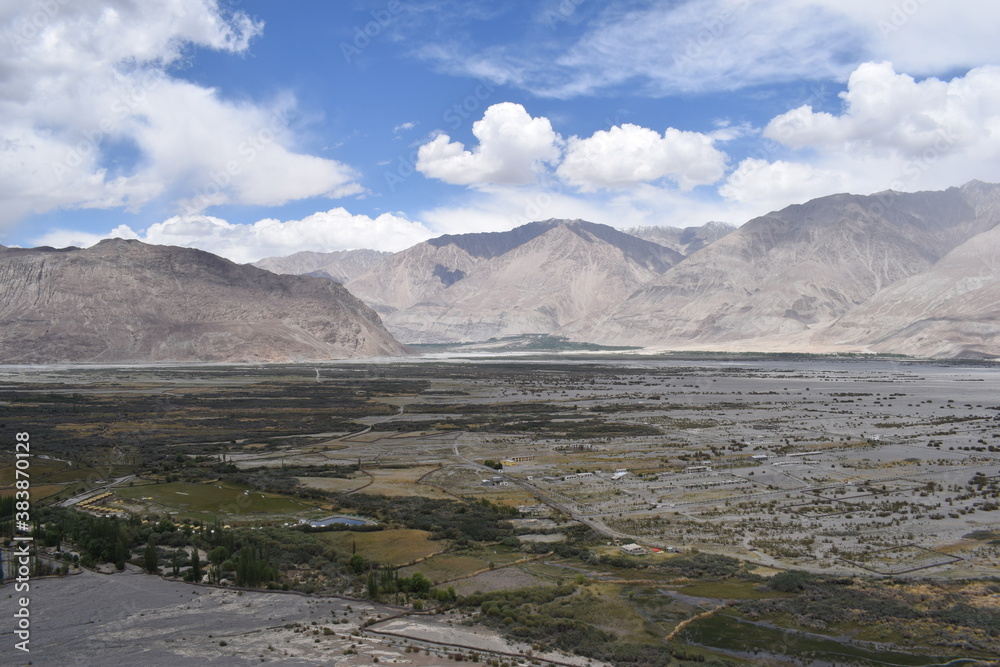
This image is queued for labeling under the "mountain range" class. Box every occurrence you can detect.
[0,239,407,363]
[593,180,1000,357]
[260,180,1000,358]
[3,181,999,362]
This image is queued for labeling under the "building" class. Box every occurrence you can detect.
[620,543,645,555]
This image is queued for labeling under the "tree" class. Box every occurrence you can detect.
[114,539,126,571]
[189,546,202,582]
[209,546,228,567]
[349,553,365,575]
[144,543,158,574]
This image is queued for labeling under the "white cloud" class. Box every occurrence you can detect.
[766,63,1000,157]
[416,1,1000,98]
[719,159,850,210]
[760,63,1000,193]
[0,0,362,230]
[416,102,561,186]
[30,209,433,263]
[557,124,728,191]
[799,0,1000,76]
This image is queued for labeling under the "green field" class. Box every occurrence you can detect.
[317,528,443,566]
[115,480,317,519]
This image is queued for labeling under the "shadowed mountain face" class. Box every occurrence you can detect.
[589,181,1000,355]
[346,219,684,343]
[0,239,408,363]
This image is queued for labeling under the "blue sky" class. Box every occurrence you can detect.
[3,0,1000,261]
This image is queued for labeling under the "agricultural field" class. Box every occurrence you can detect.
[2,355,998,665]
[317,528,442,566]
[114,479,321,521]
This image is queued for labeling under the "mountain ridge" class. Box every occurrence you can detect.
[590,181,1000,355]
[345,218,684,343]
[0,239,408,363]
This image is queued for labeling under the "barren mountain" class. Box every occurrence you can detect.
[622,221,736,256]
[346,219,682,343]
[0,239,408,363]
[252,249,390,284]
[814,222,1000,358]
[591,181,1000,353]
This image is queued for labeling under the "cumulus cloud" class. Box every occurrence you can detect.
[416,102,561,187]
[719,159,850,210]
[30,209,433,263]
[0,0,361,230]
[766,63,1000,157]
[557,124,728,191]
[758,63,1000,193]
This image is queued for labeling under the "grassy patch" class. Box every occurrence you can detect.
[399,554,492,584]
[115,480,316,519]
[317,528,440,566]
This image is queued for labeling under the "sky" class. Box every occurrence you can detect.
[2,0,1000,263]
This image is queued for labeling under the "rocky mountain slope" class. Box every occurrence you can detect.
[621,221,736,256]
[252,249,390,284]
[0,239,408,363]
[590,181,1000,355]
[813,220,1000,358]
[345,219,683,343]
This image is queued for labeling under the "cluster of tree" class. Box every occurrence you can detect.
[361,568,456,606]
[459,585,681,665]
[741,572,1000,654]
[335,494,517,543]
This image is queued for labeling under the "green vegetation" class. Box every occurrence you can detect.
[4,360,998,666]
[317,529,439,566]
[115,480,316,519]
